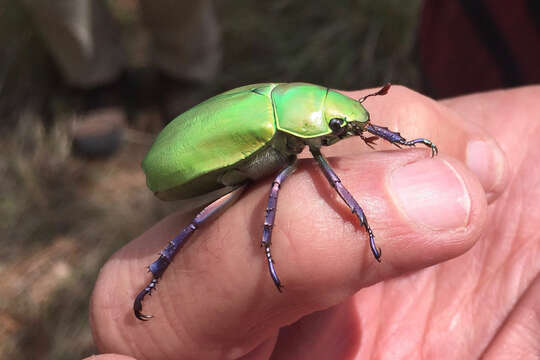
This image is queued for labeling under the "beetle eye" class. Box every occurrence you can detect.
[329,118,345,132]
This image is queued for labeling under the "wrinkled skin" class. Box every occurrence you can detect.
[88,86,540,360]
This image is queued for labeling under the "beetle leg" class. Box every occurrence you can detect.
[360,134,379,149]
[365,123,438,157]
[134,185,247,321]
[263,157,298,291]
[310,147,382,262]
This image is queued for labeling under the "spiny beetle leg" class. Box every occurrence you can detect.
[133,185,247,321]
[360,134,379,149]
[310,147,382,262]
[365,123,438,157]
[262,157,297,291]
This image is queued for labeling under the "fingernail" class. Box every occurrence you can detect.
[466,140,506,196]
[390,159,471,230]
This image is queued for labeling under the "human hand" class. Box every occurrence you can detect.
[89,85,539,359]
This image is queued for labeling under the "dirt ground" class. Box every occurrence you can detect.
[0,1,422,358]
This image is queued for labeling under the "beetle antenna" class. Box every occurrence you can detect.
[358,83,391,103]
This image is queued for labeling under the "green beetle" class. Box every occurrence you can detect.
[134,82,437,320]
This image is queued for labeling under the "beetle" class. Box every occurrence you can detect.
[134,82,437,320]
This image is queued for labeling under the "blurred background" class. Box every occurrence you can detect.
[0,0,538,358]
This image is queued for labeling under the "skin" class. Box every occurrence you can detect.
[89,85,540,360]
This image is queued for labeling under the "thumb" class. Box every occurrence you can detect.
[90,149,486,359]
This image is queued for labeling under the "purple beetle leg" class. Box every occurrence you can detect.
[365,123,438,157]
[262,157,298,292]
[360,134,379,149]
[310,147,382,262]
[134,185,247,321]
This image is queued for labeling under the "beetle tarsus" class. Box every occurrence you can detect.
[364,124,438,157]
[134,278,158,321]
[366,227,381,261]
[374,247,382,263]
[268,256,283,292]
[396,138,437,158]
[430,144,439,157]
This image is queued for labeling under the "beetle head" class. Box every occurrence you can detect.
[321,84,391,146]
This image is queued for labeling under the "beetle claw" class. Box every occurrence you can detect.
[375,247,382,263]
[133,278,158,321]
[360,134,379,149]
[431,144,438,157]
[134,290,154,321]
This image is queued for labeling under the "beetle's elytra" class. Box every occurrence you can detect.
[134,83,438,320]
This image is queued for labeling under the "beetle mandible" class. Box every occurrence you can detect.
[134,82,437,320]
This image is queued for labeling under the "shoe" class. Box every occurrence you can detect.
[70,76,127,157]
[71,106,125,157]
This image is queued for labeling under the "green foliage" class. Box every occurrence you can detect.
[218,0,422,90]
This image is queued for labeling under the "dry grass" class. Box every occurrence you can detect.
[0,114,176,359]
